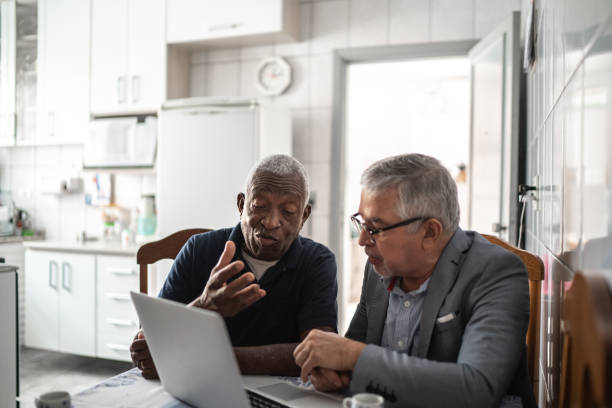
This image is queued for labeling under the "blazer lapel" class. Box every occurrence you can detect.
[367,279,390,344]
[414,229,472,358]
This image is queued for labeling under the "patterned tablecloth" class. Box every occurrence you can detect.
[72,368,189,408]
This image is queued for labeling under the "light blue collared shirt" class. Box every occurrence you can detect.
[380,276,430,354]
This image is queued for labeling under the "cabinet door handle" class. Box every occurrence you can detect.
[208,22,244,32]
[48,260,58,289]
[61,262,72,292]
[131,75,140,103]
[106,343,130,351]
[106,318,136,327]
[117,76,127,103]
[110,268,136,276]
[106,293,131,301]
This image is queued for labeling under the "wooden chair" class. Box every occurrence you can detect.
[559,272,612,408]
[482,234,545,395]
[136,228,211,293]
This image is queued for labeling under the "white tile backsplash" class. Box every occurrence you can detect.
[190,63,208,96]
[309,53,333,108]
[277,55,310,108]
[431,0,474,41]
[311,0,349,54]
[309,162,331,217]
[207,61,240,96]
[389,0,431,44]
[239,59,261,98]
[310,108,332,163]
[291,109,312,164]
[240,45,275,61]
[10,146,35,167]
[349,0,389,47]
[207,48,241,63]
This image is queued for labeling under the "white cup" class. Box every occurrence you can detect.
[343,392,385,408]
[34,391,71,408]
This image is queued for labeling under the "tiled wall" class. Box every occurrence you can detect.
[187,0,520,247]
[522,0,612,406]
[0,145,156,241]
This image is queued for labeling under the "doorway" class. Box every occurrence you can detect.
[341,56,471,330]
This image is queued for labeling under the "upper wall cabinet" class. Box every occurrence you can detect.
[37,0,90,145]
[90,0,165,115]
[167,0,299,47]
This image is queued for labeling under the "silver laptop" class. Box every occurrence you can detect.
[130,291,342,408]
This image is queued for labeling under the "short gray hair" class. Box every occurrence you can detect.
[245,154,310,206]
[360,153,460,233]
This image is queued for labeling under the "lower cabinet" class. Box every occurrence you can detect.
[25,250,96,356]
[25,249,139,362]
[96,254,139,362]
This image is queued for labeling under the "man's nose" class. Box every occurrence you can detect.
[357,228,374,246]
[261,209,282,229]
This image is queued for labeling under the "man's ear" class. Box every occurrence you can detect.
[422,218,443,250]
[237,193,245,215]
[301,204,312,227]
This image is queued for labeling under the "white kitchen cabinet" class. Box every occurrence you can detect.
[25,250,96,357]
[90,0,165,115]
[36,0,90,144]
[167,0,299,47]
[96,254,139,362]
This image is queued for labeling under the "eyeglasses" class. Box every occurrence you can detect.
[350,212,428,243]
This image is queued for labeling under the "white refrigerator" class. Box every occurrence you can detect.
[155,98,291,290]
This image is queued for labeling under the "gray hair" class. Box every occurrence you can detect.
[245,154,310,206]
[360,153,460,233]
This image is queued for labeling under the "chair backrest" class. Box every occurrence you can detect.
[136,228,211,293]
[560,272,612,408]
[481,234,545,395]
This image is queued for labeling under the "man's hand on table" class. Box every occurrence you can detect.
[293,329,366,390]
[310,368,351,392]
[190,241,266,317]
[130,330,159,379]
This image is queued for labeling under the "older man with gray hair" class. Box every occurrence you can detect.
[294,153,536,407]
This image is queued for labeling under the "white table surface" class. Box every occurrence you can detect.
[72,368,189,407]
[71,368,345,408]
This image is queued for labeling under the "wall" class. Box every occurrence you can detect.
[0,145,155,241]
[522,0,612,406]
[187,0,521,247]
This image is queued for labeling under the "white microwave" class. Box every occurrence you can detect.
[83,116,157,168]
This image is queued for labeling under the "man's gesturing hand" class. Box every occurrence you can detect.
[293,329,366,383]
[191,241,266,317]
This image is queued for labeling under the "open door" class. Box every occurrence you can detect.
[468,12,522,244]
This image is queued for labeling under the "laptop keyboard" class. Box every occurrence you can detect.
[247,390,290,408]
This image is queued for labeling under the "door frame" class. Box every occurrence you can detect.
[329,40,478,329]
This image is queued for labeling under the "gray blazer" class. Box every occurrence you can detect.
[345,228,536,408]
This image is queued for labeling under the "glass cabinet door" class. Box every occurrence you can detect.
[0,0,37,146]
[15,0,36,144]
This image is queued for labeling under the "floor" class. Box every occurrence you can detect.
[18,346,132,406]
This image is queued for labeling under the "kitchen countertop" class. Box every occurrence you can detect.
[23,240,143,256]
[0,232,46,244]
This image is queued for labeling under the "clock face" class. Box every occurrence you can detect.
[255,57,292,96]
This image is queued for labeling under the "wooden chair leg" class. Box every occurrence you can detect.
[139,264,148,294]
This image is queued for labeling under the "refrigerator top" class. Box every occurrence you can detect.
[162,97,259,111]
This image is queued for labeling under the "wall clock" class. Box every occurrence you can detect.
[255,56,292,96]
